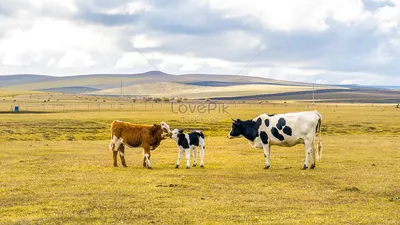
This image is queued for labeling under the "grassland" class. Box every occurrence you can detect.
[0,96,399,224]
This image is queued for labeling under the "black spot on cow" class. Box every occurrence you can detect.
[264,119,270,127]
[256,118,262,127]
[177,133,189,148]
[260,131,268,144]
[188,132,200,146]
[271,127,285,141]
[282,126,292,136]
[267,114,275,117]
[276,118,286,130]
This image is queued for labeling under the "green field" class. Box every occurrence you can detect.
[0,97,399,224]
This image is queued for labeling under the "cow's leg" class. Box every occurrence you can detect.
[310,141,316,169]
[192,147,197,167]
[199,145,205,168]
[113,150,118,167]
[111,136,121,167]
[303,139,312,170]
[262,144,271,169]
[142,149,147,167]
[185,148,191,169]
[176,147,184,168]
[142,146,152,169]
[119,144,127,167]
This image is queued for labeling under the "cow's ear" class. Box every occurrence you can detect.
[153,124,157,127]
[179,129,184,133]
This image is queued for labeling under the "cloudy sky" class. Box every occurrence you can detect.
[1,0,400,85]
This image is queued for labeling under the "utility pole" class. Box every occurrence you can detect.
[312,84,315,107]
[119,80,122,109]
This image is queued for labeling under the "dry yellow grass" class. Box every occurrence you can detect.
[0,95,399,224]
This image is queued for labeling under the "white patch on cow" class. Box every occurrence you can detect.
[144,153,151,168]
[199,145,205,167]
[192,146,197,166]
[185,148,191,168]
[160,121,171,139]
[119,151,124,157]
[176,146,184,167]
[109,135,120,151]
[170,128,179,140]
[249,138,263,149]
[116,120,123,122]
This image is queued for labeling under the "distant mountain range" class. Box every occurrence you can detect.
[1,71,399,103]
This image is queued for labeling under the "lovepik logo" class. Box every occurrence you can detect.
[170,102,229,114]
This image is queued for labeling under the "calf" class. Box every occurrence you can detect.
[109,120,171,169]
[170,129,205,169]
[228,110,322,170]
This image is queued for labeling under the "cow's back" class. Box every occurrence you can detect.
[111,120,152,147]
[257,110,320,146]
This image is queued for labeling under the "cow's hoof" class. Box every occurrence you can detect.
[264,154,266,158]
[310,164,315,169]
[175,165,179,169]
[122,164,128,168]
[264,165,270,169]
[302,165,308,170]
[113,165,118,167]
[186,166,190,169]
[147,167,152,169]
[200,165,204,168]
[193,164,197,167]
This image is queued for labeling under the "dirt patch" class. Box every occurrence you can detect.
[342,187,361,192]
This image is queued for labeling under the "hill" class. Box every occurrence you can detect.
[1,71,399,103]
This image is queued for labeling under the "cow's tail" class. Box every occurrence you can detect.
[198,131,205,148]
[109,121,116,151]
[316,111,323,161]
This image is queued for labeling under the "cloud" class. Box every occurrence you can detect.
[205,0,370,31]
[0,0,400,85]
[58,51,96,68]
[115,52,151,69]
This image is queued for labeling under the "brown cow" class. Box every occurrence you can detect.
[109,120,171,169]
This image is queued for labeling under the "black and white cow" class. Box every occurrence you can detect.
[228,110,322,170]
[170,129,205,169]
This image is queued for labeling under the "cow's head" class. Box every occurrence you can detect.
[170,128,183,140]
[228,118,260,141]
[160,121,171,139]
[228,119,243,139]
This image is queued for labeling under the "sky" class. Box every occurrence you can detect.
[0,0,400,85]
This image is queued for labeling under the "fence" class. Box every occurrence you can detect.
[0,101,396,113]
